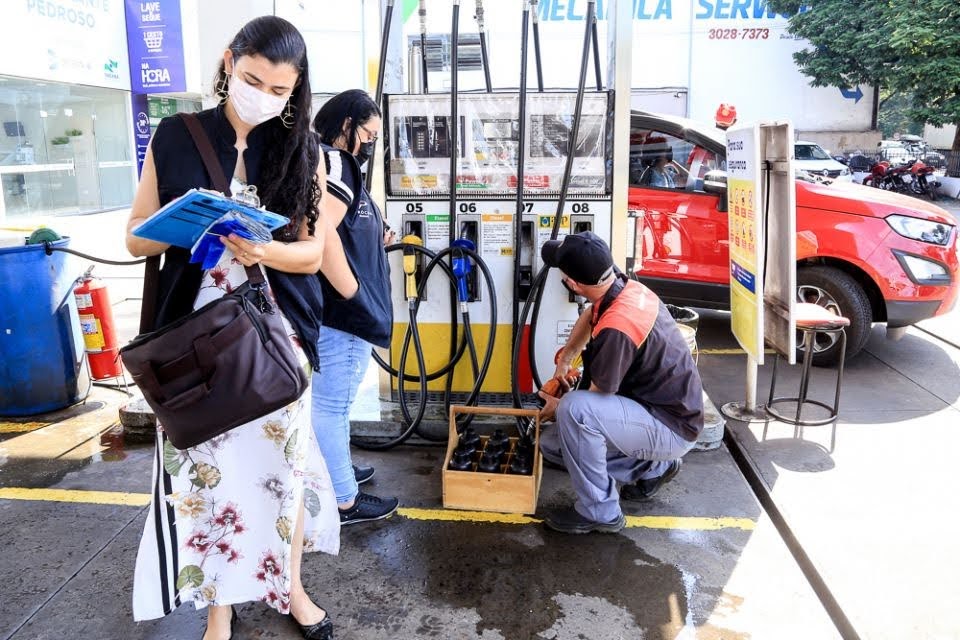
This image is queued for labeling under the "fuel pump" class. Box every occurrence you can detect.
[360,0,616,450]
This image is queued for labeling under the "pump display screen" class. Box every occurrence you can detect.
[482,120,516,139]
[529,115,604,159]
[394,115,466,159]
[384,92,610,196]
[474,118,520,164]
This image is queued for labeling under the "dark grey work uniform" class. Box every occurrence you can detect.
[540,277,704,522]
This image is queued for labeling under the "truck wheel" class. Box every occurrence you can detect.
[796,266,872,367]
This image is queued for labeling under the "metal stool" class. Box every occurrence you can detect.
[765,302,849,452]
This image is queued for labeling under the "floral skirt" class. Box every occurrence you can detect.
[132,252,339,621]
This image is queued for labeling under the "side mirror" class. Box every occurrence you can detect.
[703,169,728,212]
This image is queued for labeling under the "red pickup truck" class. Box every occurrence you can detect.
[629,112,959,365]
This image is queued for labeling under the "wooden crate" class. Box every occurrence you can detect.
[442,405,542,515]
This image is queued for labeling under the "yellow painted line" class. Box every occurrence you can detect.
[0,422,50,434]
[400,507,539,525]
[0,490,755,531]
[0,487,150,507]
[399,507,753,531]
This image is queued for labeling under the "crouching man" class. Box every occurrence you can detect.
[538,232,704,534]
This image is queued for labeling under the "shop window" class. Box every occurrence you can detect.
[0,75,136,218]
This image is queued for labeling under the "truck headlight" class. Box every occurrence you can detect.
[893,250,951,285]
[886,215,953,246]
[841,168,851,176]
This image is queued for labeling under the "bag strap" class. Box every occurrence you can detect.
[178,112,265,287]
[179,112,231,196]
[139,254,161,334]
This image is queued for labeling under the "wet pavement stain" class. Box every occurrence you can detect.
[411,464,437,477]
[346,520,706,639]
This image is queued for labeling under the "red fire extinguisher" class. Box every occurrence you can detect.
[74,266,123,380]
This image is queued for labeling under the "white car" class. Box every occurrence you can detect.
[794,140,853,182]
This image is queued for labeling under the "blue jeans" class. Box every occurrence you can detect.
[539,390,695,523]
[311,326,372,505]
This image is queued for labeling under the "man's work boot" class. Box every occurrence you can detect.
[543,507,625,534]
[621,459,681,502]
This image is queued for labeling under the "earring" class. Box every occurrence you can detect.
[281,101,295,129]
[214,74,229,105]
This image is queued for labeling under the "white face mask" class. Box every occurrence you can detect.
[228,73,289,126]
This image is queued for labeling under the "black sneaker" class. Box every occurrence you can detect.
[621,459,681,502]
[543,507,625,534]
[339,492,399,526]
[353,464,375,485]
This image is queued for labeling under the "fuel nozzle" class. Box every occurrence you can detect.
[402,234,424,301]
[450,238,476,303]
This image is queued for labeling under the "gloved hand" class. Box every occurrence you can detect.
[538,366,581,402]
[190,209,273,270]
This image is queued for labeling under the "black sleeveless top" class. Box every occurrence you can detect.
[149,105,324,369]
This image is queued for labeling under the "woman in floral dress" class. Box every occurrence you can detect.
[125,17,350,640]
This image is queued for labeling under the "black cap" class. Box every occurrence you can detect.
[541,231,614,285]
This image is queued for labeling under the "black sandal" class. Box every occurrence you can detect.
[293,613,334,640]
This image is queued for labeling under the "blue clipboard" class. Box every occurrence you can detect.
[132,189,289,249]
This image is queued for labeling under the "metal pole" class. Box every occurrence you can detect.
[721,356,769,422]
[550,0,595,241]
[608,0,633,267]
[513,0,532,342]
[419,0,430,93]
[530,0,544,91]
[366,0,395,192]
[449,0,461,245]
[591,12,602,91]
[475,0,492,92]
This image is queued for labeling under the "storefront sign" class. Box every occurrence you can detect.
[132,93,151,176]
[125,0,186,93]
[0,1,130,89]
[400,1,871,132]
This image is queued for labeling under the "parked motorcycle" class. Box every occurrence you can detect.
[862,161,894,190]
[909,160,941,200]
[863,161,913,194]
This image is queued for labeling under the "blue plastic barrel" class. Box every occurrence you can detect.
[0,238,88,416]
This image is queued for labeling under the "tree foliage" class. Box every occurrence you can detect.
[768,0,960,153]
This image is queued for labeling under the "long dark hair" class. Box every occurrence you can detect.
[214,16,319,238]
[313,89,382,152]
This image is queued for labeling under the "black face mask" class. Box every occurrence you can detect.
[356,139,375,165]
[561,279,578,296]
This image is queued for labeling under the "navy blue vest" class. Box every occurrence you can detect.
[319,146,392,348]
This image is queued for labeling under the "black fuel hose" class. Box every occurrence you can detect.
[425,244,497,431]
[44,244,147,266]
[356,241,497,449]
[371,243,468,382]
[357,300,429,450]
[510,0,596,425]
[400,243,497,437]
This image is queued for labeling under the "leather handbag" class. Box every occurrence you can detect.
[121,113,308,450]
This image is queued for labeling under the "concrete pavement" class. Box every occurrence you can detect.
[3,202,960,638]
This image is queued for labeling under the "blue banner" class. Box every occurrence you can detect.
[125,0,186,93]
[131,92,151,176]
[731,260,756,293]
